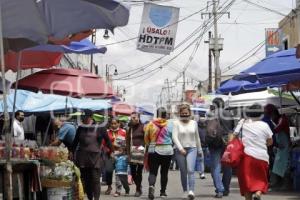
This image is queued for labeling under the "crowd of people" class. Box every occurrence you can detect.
[43,99,293,200]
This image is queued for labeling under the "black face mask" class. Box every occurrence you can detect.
[179,115,190,120]
[18,117,24,122]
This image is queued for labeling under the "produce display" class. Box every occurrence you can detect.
[0,141,68,163]
[41,160,75,181]
[39,147,69,163]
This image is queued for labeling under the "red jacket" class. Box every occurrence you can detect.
[103,128,126,153]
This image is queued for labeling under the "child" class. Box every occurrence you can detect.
[114,147,130,197]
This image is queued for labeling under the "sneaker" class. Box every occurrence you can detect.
[135,190,142,197]
[188,191,195,200]
[223,191,229,196]
[125,190,130,196]
[200,173,206,179]
[214,193,223,198]
[160,192,168,198]
[148,186,155,199]
[113,192,120,197]
[253,194,261,200]
[182,191,188,199]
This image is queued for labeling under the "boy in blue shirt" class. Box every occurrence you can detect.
[114,147,130,197]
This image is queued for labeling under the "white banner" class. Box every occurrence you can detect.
[137,3,180,55]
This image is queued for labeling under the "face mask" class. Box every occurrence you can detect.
[180,115,190,120]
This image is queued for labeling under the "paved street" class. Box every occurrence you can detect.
[98,171,300,200]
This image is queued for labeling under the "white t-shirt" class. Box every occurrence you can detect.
[234,119,273,163]
[13,119,25,140]
[172,120,202,153]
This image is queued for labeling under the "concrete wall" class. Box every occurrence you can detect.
[279,9,300,48]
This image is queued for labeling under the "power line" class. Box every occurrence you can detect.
[115,21,209,77]
[242,0,290,17]
[222,10,296,74]
[102,4,212,47]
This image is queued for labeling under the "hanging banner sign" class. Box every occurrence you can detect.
[137,3,180,55]
[265,28,283,57]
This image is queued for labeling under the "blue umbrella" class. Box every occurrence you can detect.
[25,39,107,54]
[2,0,130,50]
[217,79,273,95]
[233,48,300,85]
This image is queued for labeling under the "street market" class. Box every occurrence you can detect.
[1,0,300,200]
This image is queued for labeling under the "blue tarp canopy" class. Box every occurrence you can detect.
[0,90,111,113]
[233,48,300,85]
[217,79,271,95]
[136,106,154,116]
[26,39,107,54]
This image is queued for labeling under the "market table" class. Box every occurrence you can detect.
[0,159,41,200]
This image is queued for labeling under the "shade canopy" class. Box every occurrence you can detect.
[225,89,297,108]
[0,90,111,113]
[13,68,114,98]
[233,48,300,86]
[2,0,130,51]
[217,79,271,95]
[112,102,136,116]
[5,39,107,71]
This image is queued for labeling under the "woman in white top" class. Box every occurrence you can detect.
[172,104,203,200]
[230,104,273,200]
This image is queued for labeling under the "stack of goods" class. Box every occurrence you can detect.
[0,140,39,160]
[41,161,84,200]
[39,147,68,163]
[41,160,75,187]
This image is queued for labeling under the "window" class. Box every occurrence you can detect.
[283,39,288,50]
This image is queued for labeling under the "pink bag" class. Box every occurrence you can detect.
[221,138,244,167]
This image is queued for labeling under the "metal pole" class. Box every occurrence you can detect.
[166,79,171,113]
[105,64,108,83]
[213,0,221,90]
[0,3,13,199]
[90,30,96,73]
[208,31,213,93]
[182,71,186,102]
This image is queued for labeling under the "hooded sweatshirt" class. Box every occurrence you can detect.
[144,118,173,156]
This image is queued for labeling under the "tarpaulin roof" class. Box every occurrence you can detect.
[0,90,111,113]
[233,48,300,86]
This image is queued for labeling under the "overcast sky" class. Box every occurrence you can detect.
[94,0,295,107]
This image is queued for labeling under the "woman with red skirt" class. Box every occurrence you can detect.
[231,104,273,200]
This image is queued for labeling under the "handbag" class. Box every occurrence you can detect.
[130,129,145,164]
[147,126,165,154]
[221,120,245,168]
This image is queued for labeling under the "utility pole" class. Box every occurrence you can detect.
[205,31,213,93]
[212,0,221,89]
[202,0,229,90]
[182,71,186,102]
[166,79,171,114]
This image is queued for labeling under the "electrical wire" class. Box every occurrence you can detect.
[242,0,290,17]
[102,4,213,47]
[222,11,295,74]
[125,0,236,91]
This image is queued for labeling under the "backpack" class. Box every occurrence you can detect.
[205,116,227,149]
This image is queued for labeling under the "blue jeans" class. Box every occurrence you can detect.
[209,148,232,194]
[176,147,197,192]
